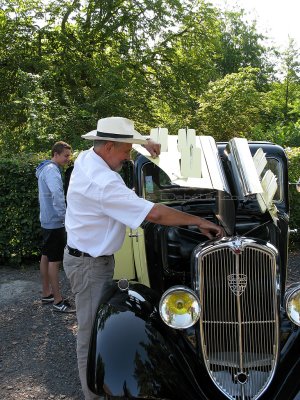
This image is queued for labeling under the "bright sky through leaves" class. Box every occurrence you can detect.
[210,0,300,49]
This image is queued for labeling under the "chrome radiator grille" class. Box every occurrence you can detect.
[197,238,279,400]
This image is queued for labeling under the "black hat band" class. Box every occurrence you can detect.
[97,131,133,139]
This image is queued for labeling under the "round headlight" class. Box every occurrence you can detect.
[159,286,201,329]
[285,283,300,327]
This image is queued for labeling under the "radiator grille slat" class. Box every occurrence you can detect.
[198,240,279,400]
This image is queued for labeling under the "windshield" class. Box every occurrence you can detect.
[263,157,282,202]
[142,162,217,204]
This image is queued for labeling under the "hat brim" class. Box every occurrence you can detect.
[81,129,148,145]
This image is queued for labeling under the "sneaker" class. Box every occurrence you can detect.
[42,294,54,304]
[53,299,76,313]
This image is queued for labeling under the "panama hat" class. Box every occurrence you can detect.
[81,117,148,145]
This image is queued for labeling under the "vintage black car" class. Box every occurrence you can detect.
[87,130,300,400]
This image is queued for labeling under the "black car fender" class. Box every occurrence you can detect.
[86,283,211,400]
[267,327,300,400]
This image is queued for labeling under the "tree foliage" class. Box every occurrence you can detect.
[2,0,300,261]
[0,0,299,149]
[196,67,263,140]
[217,9,268,77]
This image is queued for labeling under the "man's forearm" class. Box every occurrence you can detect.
[145,204,224,239]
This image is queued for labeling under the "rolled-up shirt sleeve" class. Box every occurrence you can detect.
[100,178,153,229]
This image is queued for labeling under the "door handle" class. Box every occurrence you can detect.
[128,231,140,242]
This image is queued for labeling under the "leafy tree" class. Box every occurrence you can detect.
[252,39,300,147]
[147,0,223,131]
[0,0,285,152]
[280,39,300,121]
[1,0,202,150]
[196,67,263,140]
[216,9,271,80]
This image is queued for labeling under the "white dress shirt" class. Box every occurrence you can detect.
[65,148,153,257]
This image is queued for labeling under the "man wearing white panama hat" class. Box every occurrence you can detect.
[63,116,224,399]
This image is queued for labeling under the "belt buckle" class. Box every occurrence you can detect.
[74,248,82,257]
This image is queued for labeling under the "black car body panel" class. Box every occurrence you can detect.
[87,134,300,399]
[88,285,211,399]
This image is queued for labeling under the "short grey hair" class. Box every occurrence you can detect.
[93,140,124,149]
[93,140,107,149]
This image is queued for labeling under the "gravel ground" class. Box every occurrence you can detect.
[0,267,82,400]
[0,252,300,400]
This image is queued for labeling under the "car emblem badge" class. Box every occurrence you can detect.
[227,274,247,296]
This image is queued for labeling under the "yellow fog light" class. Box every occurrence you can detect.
[285,283,300,327]
[159,286,201,329]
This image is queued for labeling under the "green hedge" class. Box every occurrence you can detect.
[286,147,300,242]
[0,154,46,265]
[1,147,300,265]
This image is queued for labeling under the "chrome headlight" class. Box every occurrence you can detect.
[285,283,300,326]
[159,286,201,329]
